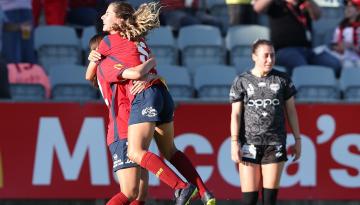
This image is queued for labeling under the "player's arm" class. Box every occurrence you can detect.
[121,56,156,80]
[285,96,301,161]
[230,101,242,163]
[85,61,97,81]
[130,73,162,95]
[285,96,300,141]
[85,50,102,81]
[253,0,274,13]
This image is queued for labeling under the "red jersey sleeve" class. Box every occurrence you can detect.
[98,60,128,83]
[98,35,111,57]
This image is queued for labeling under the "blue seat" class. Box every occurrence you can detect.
[226,25,269,66]
[340,68,360,102]
[34,26,81,69]
[194,64,237,101]
[156,65,194,101]
[178,25,225,68]
[292,65,340,102]
[147,26,178,65]
[48,64,98,101]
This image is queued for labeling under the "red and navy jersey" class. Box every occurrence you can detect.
[97,58,130,145]
[97,33,160,103]
[97,33,161,145]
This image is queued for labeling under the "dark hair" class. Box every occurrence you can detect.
[88,34,106,88]
[89,33,105,51]
[252,39,274,54]
[109,1,160,41]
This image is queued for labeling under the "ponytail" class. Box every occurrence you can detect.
[110,1,160,41]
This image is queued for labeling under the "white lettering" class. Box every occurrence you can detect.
[32,117,109,185]
[330,134,360,187]
[316,114,335,144]
[281,134,316,187]
[147,133,214,186]
[171,133,214,182]
[218,138,240,187]
[247,99,280,108]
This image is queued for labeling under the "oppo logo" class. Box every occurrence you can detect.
[248,99,280,108]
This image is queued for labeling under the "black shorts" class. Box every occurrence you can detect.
[241,144,288,164]
[109,139,138,172]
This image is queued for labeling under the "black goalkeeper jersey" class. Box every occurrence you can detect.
[229,69,297,145]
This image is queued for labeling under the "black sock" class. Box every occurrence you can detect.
[242,191,259,205]
[262,188,278,205]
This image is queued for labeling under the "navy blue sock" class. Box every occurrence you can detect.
[242,191,258,205]
[262,188,278,205]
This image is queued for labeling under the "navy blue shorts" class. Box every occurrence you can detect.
[109,138,138,172]
[241,144,288,164]
[129,83,174,125]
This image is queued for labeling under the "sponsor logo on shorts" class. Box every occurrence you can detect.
[275,151,283,158]
[275,145,283,158]
[113,158,135,168]
[242,144,257,159]
[113,159,122,168]
[142,106,158,117]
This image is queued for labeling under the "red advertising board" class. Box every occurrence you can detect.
[0,102,359,199]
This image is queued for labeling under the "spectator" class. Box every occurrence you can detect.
[253,0,342,75]
[226,0,258,25]
[67,0,98,27]
[32,0,67,27]
[0,54,11,99]
[328,0,360,68]
[0,0,36,63]
[160,0,224,33]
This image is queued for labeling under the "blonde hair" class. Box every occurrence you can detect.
[110,1,160,41]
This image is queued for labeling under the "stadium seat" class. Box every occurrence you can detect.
[292,65,340,102]
[147,26,178,65]
[225,25,269,66]
[339,68,360,102]
[193,64,237,101]
[81,26,97,64]
[156,65,194,101]
[273,65,287,73]
[81,26,97,52]
[48,64,98,101]
[232,56,254,74]
[177,25,225,68]
[34,25,81,69]
[9,84,46,101]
